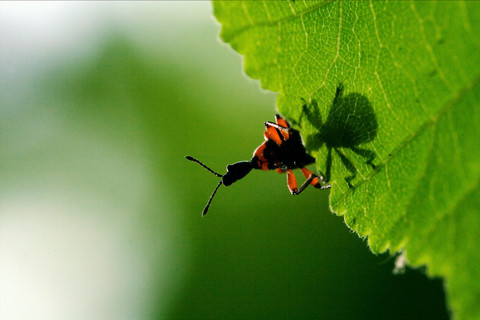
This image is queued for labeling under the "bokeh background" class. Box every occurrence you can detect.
[1,2,449,319]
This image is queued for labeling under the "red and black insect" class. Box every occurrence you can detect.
[186,114,330,216]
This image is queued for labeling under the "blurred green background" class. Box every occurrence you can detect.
[0,2,448,320]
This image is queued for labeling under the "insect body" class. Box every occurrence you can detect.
[186,114,330,216]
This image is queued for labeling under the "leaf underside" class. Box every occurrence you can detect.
[213,1,480,319]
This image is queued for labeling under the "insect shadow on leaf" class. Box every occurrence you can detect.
[300,83,378,188]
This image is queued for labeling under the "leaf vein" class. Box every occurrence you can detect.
[223,1,336,41]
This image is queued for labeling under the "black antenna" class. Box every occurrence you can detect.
[185,156,224,216]
[202,180,223,216]
[185,156,223,177]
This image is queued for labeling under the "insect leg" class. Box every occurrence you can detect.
[300,167,330,189]
[286,169,298,195]
[291,168,330,195]
[292,174,315,195]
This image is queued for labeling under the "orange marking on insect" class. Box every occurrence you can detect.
[287,169,298,194]
[275,115,290,140]
[265,125,283,145]
[275,114,290,128]
[253,142,267,161]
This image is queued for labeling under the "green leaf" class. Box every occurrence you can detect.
[213,1,480,318]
